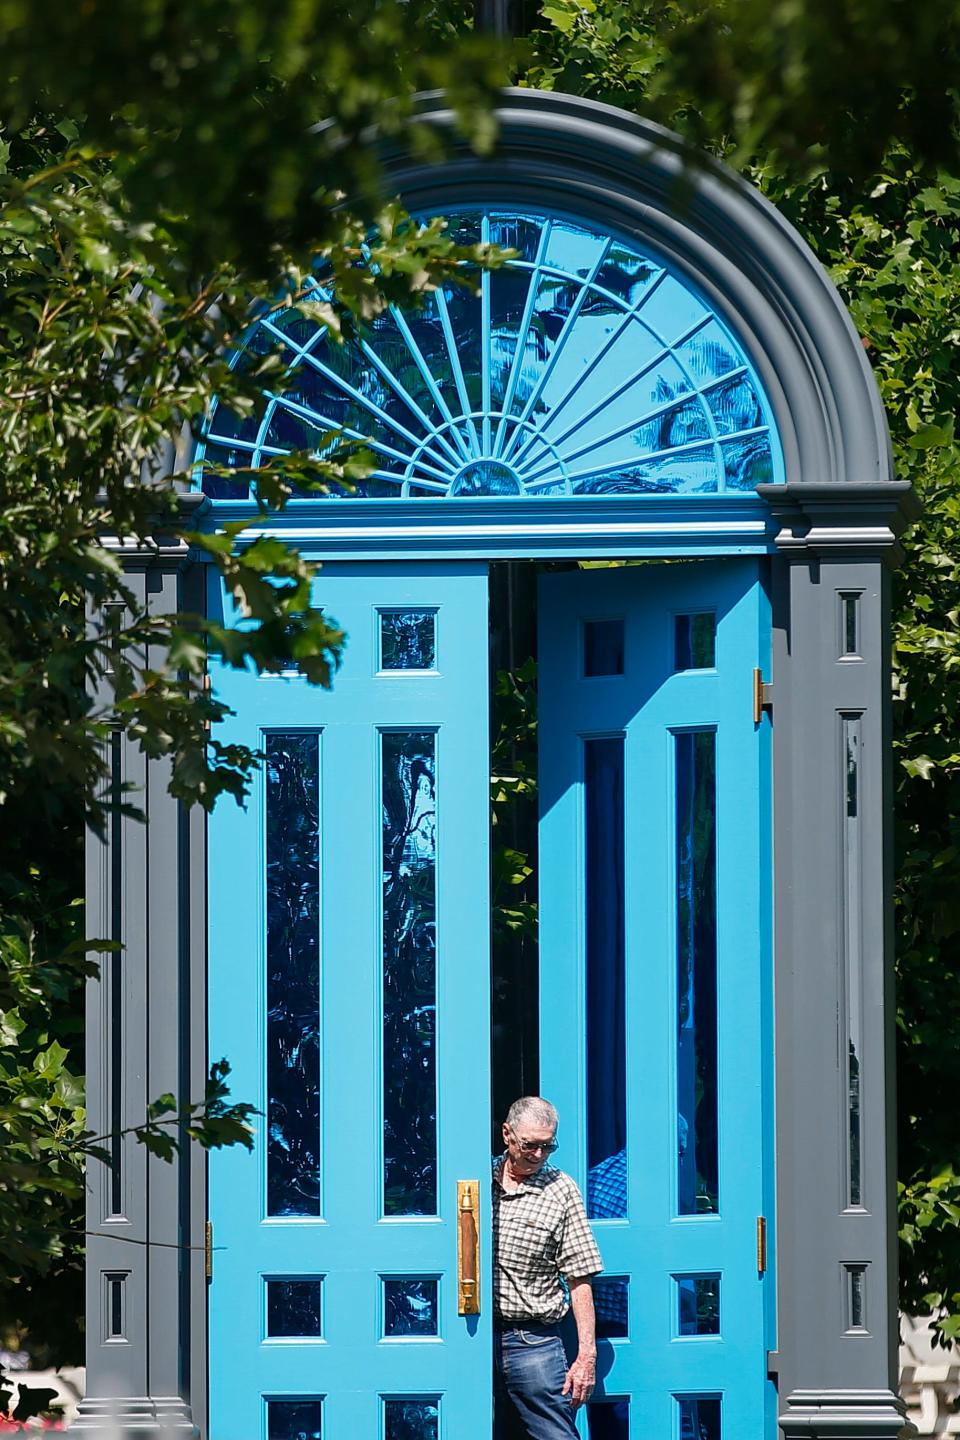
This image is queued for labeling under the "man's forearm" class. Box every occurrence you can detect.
[569,1278,597,1357]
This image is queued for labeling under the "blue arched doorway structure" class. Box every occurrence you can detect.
[78,92,917,1440]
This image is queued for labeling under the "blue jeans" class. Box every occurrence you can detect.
[494,1326,578,1440]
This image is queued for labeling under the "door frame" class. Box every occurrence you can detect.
[79,86,913,1440]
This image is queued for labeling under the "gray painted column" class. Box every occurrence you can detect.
[75,537,208,1438]
[761,483,918,1440]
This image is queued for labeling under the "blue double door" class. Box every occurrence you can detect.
[208,558,773,1439]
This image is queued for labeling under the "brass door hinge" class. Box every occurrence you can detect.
[752,669,773,725]
[205,1220,213,1281]
[756,1216,767,1275]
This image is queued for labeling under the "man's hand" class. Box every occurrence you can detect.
[562,1351,597,1409]
[564,1276,598,1408]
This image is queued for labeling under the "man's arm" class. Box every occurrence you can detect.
[562,1277,597,1409]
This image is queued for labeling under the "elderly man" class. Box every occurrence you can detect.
[493,1096,603,1439]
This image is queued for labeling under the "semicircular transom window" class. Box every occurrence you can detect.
[198,210,783,500]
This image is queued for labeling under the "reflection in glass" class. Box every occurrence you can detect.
[384,1278,439,1337]
[266,734,321,1217]
[384,1398,439,1440]
[382,732,438,1215]
[677,1396,721,1440]
[593,1276,629,1338]
[198,209,780,500]
[381,611,437,670]
[843,594,860,655]
[677,1276,720,1336]
[587,1401,629,1438]
[585,738,627,1219]
[267,1399,322,1440]
[843,716,863,1207]
[705,374,762,435]
[674,614,716,670]
[584,620,624,677]
[267,1279,323,1338]
[199,439,253,499]
[848,1264,866,1330]
[676,731,718,1215]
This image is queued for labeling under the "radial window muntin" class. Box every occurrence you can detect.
[197,208,783,501]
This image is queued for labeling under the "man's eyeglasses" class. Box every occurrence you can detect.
[512,1135,558,1156]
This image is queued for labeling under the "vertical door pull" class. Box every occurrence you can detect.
[756,1215,767,1275]
[752,669,773,724]
[458,1180,480,1315]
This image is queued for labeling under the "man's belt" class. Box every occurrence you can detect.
[495,1317,560,1333]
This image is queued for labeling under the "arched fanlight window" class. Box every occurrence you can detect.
[198,210,783,500]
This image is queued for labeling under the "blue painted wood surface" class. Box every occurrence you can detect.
[208,562,492,1440]
[538,559,774,1438]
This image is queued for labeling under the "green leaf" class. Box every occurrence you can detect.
[35,1041,68,1080]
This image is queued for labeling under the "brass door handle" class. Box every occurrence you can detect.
[457,1180,480,1315]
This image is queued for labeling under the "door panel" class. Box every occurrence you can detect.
[209,563,492,1440]
[538,560,773,1439]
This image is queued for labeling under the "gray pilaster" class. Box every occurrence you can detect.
[761,483,918,1440]
[75,533,207,1437]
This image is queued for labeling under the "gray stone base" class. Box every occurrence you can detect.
[70,1395,197,1436]
[781,1389,917,1439]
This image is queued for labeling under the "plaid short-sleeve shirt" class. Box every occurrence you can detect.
[492,1155,603,1324]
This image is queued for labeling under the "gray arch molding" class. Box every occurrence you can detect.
[379,89,893,494]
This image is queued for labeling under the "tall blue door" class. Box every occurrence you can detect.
[538,559,775,1439]
[208,563,492,1440]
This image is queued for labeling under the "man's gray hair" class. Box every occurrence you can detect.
[505,1096,559,1133]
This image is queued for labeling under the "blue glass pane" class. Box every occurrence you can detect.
[543,219,608,278]
[677,1396,721,1440]
[267,1279,323,1338]
[721,434,773,491]
[677,1276,720,1336]
[384,1399,439,1440]
[489,212,544,262]
[676,319,741,386]
[595,243,660,305]
[381,611,436,670]
[676,731,718,1216]
[267,1399,322,1440]
[490,264,537,410]
[572,447,718,496]
[674,614,716,670]
[640,274,709,345]
[584,619,624,677]
[594,1276,629,1338]
[382,732,438,1215]
[451,459,522,496]
[199,208,781,499]
[584,738,627,1219]
[439,282,482,413]
[705,374,762,434]
[200,441,252,499]
[383,1278,439,1337]
[266,735,320,1217]
[207,398,259,444]
[588,1402,629,1439]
